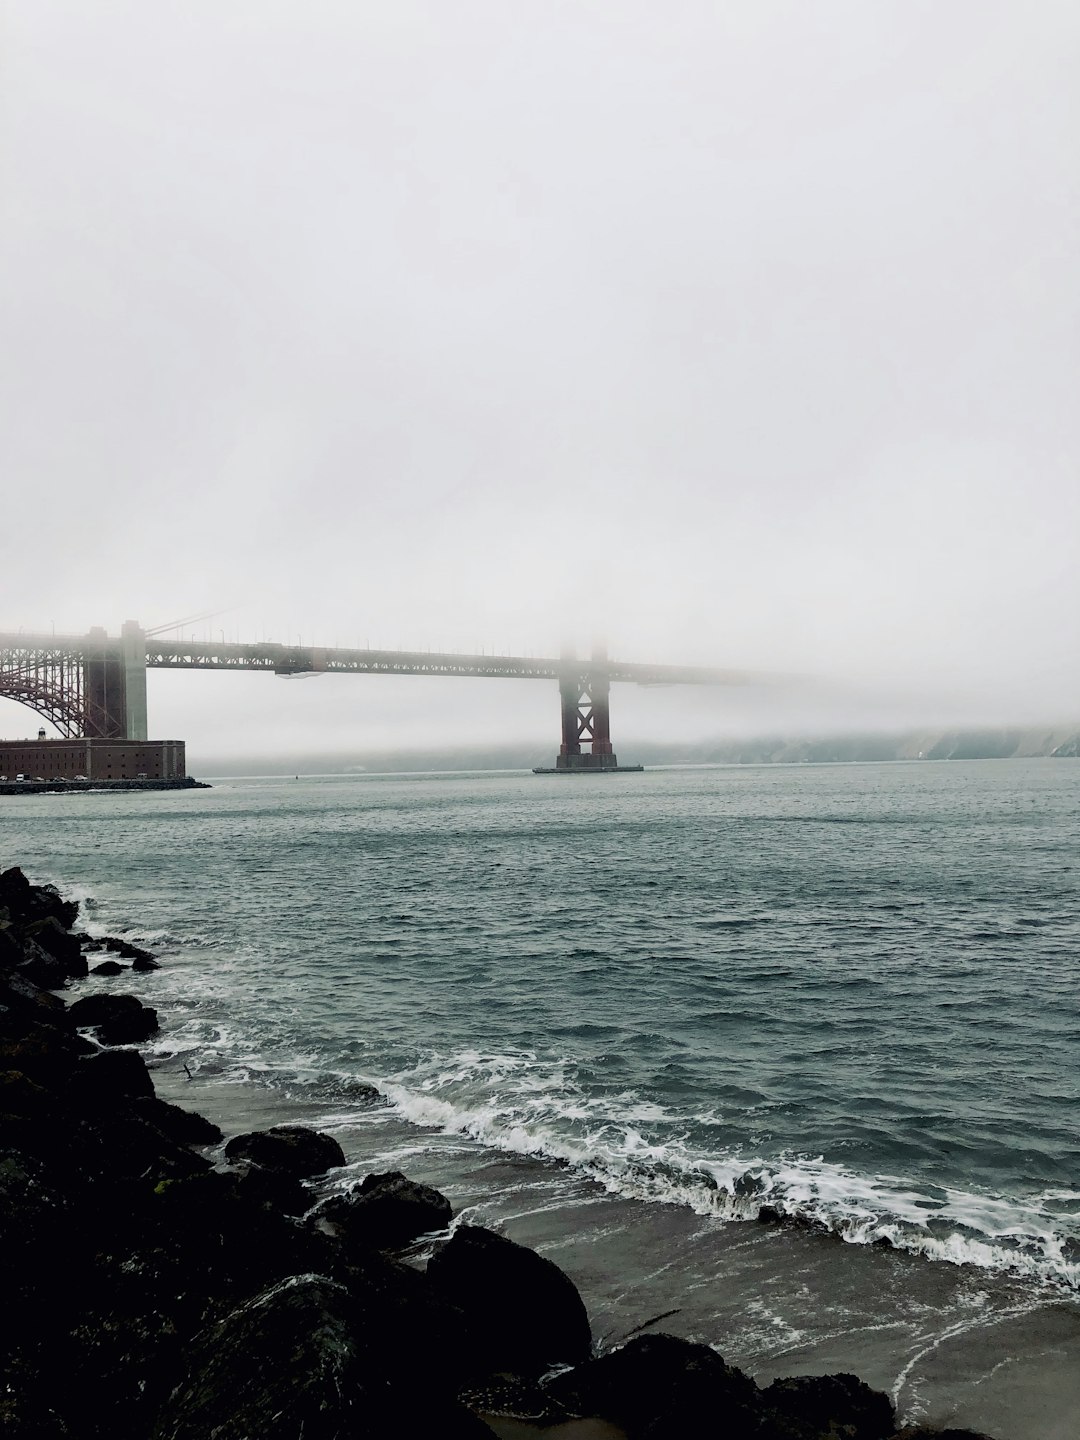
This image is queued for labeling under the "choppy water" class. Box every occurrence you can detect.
[7,759,1079,1296]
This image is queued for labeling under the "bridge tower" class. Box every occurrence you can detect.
[81,621,147,739]
[536,644,642,773]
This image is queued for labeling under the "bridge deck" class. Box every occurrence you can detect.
[0,634,758,687]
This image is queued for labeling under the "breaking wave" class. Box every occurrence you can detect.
[371,1048,1080,1291]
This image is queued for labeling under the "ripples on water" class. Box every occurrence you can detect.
[7,759,1080,1288]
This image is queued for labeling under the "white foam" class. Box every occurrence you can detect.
[372,1048,1080,1291]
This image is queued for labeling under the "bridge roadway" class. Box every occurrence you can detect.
[0,627,763,768]
[145,637,753,687]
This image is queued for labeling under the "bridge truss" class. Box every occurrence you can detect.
[0,637,115,738]
[0,627,763,765]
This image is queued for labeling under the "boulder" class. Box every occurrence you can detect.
[97,1006,159,1046]
[891,1431,995,1440]
[90,1112,214,1184]
[129,1096,222,1146]
[154,1268,500,1439]
[24,917,88,976]
[226,1160,313,1217]
[0,870,79,929]
[547,1333,760,1436]
[0,921,26,970]
[314,1170,453,1251]
[152,1274,371,1440]
[16,942,74,991]
[69,993,146,1027]
[0,1388,71,1439]
[68,994,159,1045]
[90,960,125,976]
[427,1224,591,1374]
[223,1125,346,1177]
[763,1374,896,1440]
[75,1048,155,1101]
[150,1170,335,1295]
[0,1068,56,1120]
[0,1020,97,1088]
[3,969,71,1015]
[131,952,161,971]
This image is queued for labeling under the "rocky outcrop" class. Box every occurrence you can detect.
[428,1223,593,1374]
[313,1169,453,1251]
[224,1124,347,1176]
[763,1373,896,1439]
[547,1333,762,1437]
[68,992,160,1044]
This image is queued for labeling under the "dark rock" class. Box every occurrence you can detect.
[75,1048,156,1101]
[226,1160,313,1217]
[129,1096,222,1146]
[763,1373,895,1440]
[24,916,88,976]
[459,1373,572,1424]
[154,1264,496,1436]
[131,952,161,971]
[547,1333,759,1435]
[90,959,125,976]
[152,1274,369,1440]
[64,1290,184,1440]
[150,1170,335,1294]
[0,1068,56,1120]
[315,1169,453,1251]
[0,1019,96,1087]
[223,1124,346,1177]
[0,869,79,929]
[97,1006,159,1046]
[0,921,26,970]
[16,941,73,990]
[891,1430,996,1440]
[0,1388,71,1438]
[428,1224,591,1374]
[92,1111,213,1183]
[3,968,69,1013]
[69,993,146,1027]
[341,1245,476,1394]
[68,994,159,1045]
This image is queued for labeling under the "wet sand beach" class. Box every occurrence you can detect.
[154,1064,1080,1439]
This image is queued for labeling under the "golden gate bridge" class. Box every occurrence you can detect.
[0,622,762,772]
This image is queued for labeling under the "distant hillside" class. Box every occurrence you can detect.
[646,726,1080,766]
[195,726,1080,775]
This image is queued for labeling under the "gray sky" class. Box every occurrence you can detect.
[2,1,1078,757]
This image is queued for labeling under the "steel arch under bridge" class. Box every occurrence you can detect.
[0,623,765,768]
[0,625,147,740]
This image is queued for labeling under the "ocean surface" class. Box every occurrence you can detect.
[5,760,1080,1433]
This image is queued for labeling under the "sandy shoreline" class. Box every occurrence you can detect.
[152,1061,1080,1440]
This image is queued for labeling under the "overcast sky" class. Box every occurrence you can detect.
[2,1,1078,757]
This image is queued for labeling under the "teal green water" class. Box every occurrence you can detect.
[6,759,1079,1286]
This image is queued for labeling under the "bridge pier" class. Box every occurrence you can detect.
[534,646,643,773]
[82,627,127,738]
[121,620,148,741]
[81,622,148,739]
